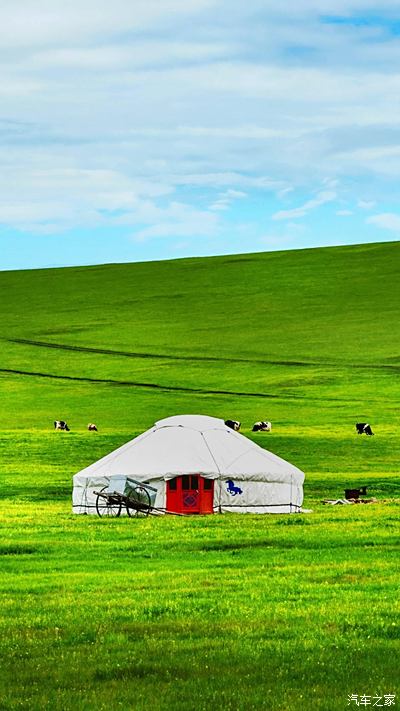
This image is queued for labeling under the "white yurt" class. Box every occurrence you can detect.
[72,414,304,515]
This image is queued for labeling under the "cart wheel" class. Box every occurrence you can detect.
[126,485,151,518]
[96,486,122,517]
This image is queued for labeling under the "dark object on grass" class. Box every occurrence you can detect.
[88,423,98,431]
[345,486,368,500]
[356,422,374,435]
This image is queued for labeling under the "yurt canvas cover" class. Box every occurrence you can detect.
[72,415,304,514]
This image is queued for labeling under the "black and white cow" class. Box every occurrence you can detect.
[252,421,272,432]
[356,422,374,436]
[87,423,98,431]
[224,420,241,431]
[54,420,70,431]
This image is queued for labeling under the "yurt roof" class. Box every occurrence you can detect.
[73,414,304,485]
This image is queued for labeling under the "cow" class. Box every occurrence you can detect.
[54,420,70,431]
[224,420,241,431]
[356,423,374,436]
[252,421,272,432]
[87,423,98,431]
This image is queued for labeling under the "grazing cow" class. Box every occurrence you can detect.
[87,423,98,431]
[54,420,70,431]
[226,479,243,496]
[252,421,272,432]
[224,419,241,431]
[356,423,374,436]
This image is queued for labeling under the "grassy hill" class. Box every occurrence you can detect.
[1,240,400,496]
[0,241,399,710]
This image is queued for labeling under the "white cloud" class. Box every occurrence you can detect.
[366,213,400,232]
[0,1,213,48]
[223,189,247,199]
[209,188,247,211]
[277,187,294,199]
[28,41,228,72]
[166,174,283,190]
[340,146,400,161]
[357,200,376,209]
[336,209,353,216]
[272,190,337,220]
[132,202,220,241]
[0,163,174,232]
[175,125,301,139]
[323,178,339,188]
[209,201,230,211]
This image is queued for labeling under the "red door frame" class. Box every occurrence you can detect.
[166,475,214,514]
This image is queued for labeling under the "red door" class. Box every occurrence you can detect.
[166,475,214,514]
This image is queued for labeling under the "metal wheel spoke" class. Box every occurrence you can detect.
[126,485,151,517]
[96,486,122,517]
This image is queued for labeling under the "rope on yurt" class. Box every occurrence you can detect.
[200,431,222,513]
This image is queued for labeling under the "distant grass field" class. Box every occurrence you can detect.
[0,241,399,710]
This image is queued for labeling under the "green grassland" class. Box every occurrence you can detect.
[0,241,399,710]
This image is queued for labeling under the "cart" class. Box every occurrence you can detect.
[94,475,157,518]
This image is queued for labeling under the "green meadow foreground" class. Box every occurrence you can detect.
[0,242,399,709]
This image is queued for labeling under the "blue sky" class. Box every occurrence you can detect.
[1,0,400,270]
